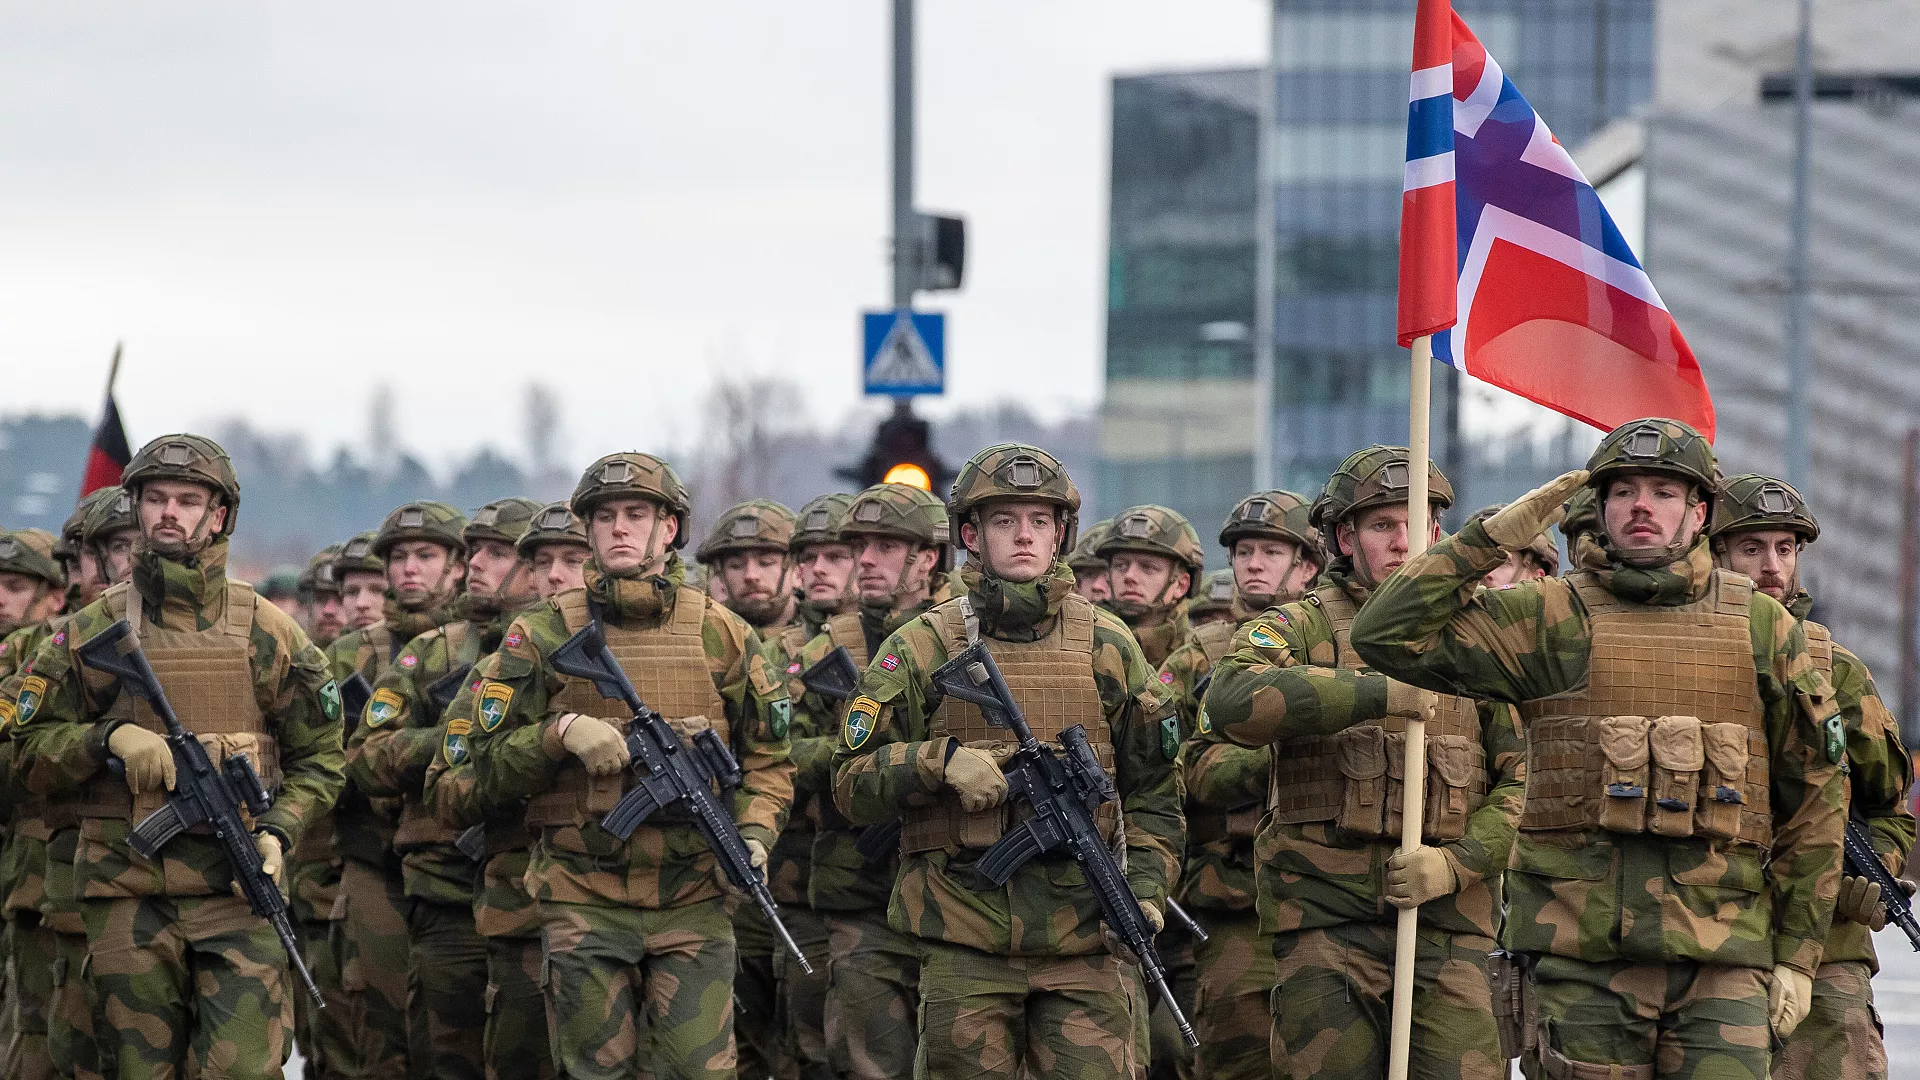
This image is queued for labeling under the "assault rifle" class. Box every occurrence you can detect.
[1164,898,1209,943]
[1845,814,1920,951]
[425,664,472,717]
[549,621,813,974]
[930,641,1198,1047]
[80,620,325,1006]
[801,647,904,865]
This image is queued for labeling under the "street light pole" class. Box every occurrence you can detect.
[1785,0,1814,490]
[892,0,915,312]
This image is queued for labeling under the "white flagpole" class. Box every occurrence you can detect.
[1387,334,1434,1080]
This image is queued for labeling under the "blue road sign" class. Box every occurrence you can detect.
[862,309,945,396]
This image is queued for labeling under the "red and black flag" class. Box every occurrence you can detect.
[81,343,131,497]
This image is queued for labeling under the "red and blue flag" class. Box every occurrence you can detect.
[1396,0,1714,439]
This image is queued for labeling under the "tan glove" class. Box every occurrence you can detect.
[1480,470,1590,551]
[1102,901,1164,965]
[1384,679,1437,722]
[558,714,630,777]
[746,837,769,876]
[1385,845,1459,909]
[714,837,771,894]
[1769,964,1814,1037]
[1837,873,1917,930]
[235,831,285,898]
[108,724,175,795]
[944,745,1009,813]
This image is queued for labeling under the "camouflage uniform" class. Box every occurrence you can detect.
[832,445,1184,1080]
[794,484,952,1080]
[697,499,827,1080]
[0,528,68,1080]
[1202,453,1521,1080]
[1157,490,1317,1080]
[1347,421,1847,1080]
[324,501,469,1080]
[466,452,794,1080]
[1096,505,1204,670]
[1707,475,1915,1080]
[1186,570,1240,627]
[297,543,346,651]
[786,494,857,652]
[1066,519,1113,587]
[10,435,345,1080]
[347,498,540,1080]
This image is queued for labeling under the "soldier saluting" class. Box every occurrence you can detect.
[1349,419,1846,1079]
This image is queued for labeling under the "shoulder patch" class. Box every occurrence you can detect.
[442,717,472,766]
[787,662,802,675]
[399,654,419,669]
[0,699,15,732]
[768,697,792,740]
[1197,705,1212,735]
[477,681,514,732]
[879,654,899,672]
[15,675,47,725]
[319,679,342,723]
[844,695,880,750]
[1159,670,1175,685]
[1247,623,1283,649]
[52,629,65,646]
[366,688,404,728]
[505,632,524,649]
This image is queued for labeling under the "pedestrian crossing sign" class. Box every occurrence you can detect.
[862,309,945,396]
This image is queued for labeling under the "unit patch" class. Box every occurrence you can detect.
[879,654,899,672]
[1247,623,1283,650]
[442,717,472,766]
[365,688,404,728]
[844,696,881,750]
[15,675,47,724]
[477,682,514,732]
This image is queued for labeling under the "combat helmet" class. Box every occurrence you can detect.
[569,452,693,550]
[1308,445,1454,556]
[374,501,468,559]
[947,443,1081,557]
[1188,568,1239,623]
[790,493,855,554]
[0,529,64,589]
[465,497,544,550]
[1467,504,1560,575]
[1097,505,1205,581]
[1584,418,1718,505]
[697,500,797,565]
[59,487,122,570]
[300,542,345,601]
[517,502,588,559]
[843,483,951,571]
[333,531,384,578]
[1067,518,1114,575]
[1710,474,1818,546]
[121,434,242,538]
[1219,490,1315,552]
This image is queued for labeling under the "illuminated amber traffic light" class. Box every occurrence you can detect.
[837,402,951,494]
[882,463,932,490]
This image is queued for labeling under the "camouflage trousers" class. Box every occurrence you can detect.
[406,899,487,1080]
[326,859,411,1080]
[540,896,736,1080]
[2,909,56,1080]
[1269,922,1503,1080]
[1772,960,1885,1080]
[482,933,553,1080]
[915,940,1140,1080]
[734,901,791,1080]
[292,917,344,1080]
[52,921,100,1080]
[83,893,293,1080]
[1147,930,1194,1080]
[823,909,921,1080]
[775,906,832,1080]
[1522,955,1770,1080]
[1191,910,1273,1080]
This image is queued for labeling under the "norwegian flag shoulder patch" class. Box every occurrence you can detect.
[879,654,899,671]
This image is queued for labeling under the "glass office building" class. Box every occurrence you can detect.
[1100,0,1654,531]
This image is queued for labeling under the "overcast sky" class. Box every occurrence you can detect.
[0,2,1266,471]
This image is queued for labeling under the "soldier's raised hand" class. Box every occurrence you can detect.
[556,713,630,776]
[108,723,176,794]
[1480,470,1589,551]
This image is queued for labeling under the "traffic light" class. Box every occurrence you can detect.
[837,402,951,495]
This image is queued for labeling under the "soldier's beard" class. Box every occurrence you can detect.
[727,592,792,628]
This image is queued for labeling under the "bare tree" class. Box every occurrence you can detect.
[691,373,812,522]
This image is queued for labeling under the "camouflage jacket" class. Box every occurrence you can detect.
[753,610,817,906]
[348,601,512,906]
[466,555,794,909]
[1200,569,1525,939]
[9,543,344,899]
[324,595,458,868]
[795,591,947,913]
[1800,601,1914,970]
[1159,614,1271,913]
[831,562,1184,957]
[0,618,60,914]
[422,658,537,936]
[1123,598,1193,671]
[1347,523,1845,975]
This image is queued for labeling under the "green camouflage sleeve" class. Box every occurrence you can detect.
[1756,596,1846,973]
[324,630,374,683]
[1205,604,1401,748]
[787,631,843,798]
[1348,519,1592,702]
[423,674,484,830]
[1831,644,1914,874]
[7,608,118,796]
[1092,607,1184,907]
[1181,737,1269,812]
[1157,639,1207,736]
[831,619,948,828]
[1442,701,1525,890]
[467,611,564,813]
[250,602,347,848]
[0,623,57,798]
[345,629,446,800]
[721,617,795,849]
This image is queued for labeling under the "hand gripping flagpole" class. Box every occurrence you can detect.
[1387,335,1434,1080]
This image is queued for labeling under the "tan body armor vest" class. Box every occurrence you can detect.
[824,612,871,669]
[899,593,1115,855]
[525,586,728,828]
[1518,570,1771,847]
[80,580,273,827]
[393,622,476,850]
[1185,618,1264,844]
[1268,586,1488,844]
[1803,619,1833,679]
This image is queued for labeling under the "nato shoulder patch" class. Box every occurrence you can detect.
[477,681,513,732]
[844,695,881,750]
[0,699,15,733]
[365,688,404,729]
[442,717,472,766]
[1247,623,1283,649]
[15,675,47,724]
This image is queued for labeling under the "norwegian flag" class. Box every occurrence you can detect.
[1396,1,1714,439]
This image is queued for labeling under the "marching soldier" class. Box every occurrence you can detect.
[1201,448,1524,1080]
[465,452,794,1080]
[297,543,349,650]
[791,482,952,1080]
[10,434,345,1080]
[325,500,470,1080]
[1348,420,1846,1078]
[1067,518,1114,605]
[832,443,1184,1080]
[349,498,543,1080]
[1157,490,1318,1080]
[1097,506,1203,668]
[333,532,386,633]
[1708,474,1914,1080]
[789,494,858,649]
[1186,569,1240,627]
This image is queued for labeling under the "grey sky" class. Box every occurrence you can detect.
[0,2,1264,471]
